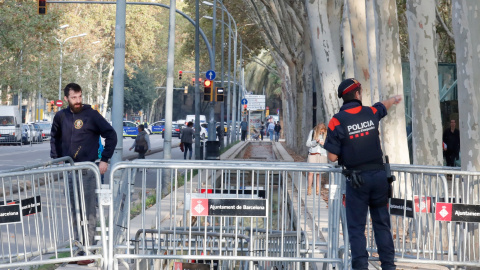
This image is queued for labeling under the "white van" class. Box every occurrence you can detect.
[0,105,22,144]
[185,114,206,124]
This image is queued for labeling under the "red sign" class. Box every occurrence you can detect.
[55,100,63,107]
[435,203,452,221]
[191,199,208,216]
[414,195,431,213]
[266,106,269,110]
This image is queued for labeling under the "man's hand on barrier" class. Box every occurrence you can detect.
[99,161,108,175]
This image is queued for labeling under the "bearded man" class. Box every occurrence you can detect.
[50,82,117,265]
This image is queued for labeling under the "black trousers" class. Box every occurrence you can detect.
[241,130,247,141]
[445,153,457,167]
[137,150,147,159]
[346,170,396,270]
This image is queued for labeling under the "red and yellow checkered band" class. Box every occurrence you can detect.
[341,79,361,96]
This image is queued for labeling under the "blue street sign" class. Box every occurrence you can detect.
[206,70,216,81]
[241,98,248,105]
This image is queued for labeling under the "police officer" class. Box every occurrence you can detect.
[323,78,401,270]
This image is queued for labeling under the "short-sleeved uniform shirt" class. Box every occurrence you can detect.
[323,100,387,169]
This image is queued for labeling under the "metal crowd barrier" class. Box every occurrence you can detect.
[107,160,345,270]
[0,128,22,145]
[355,164,480,269]
[0,158,108,269]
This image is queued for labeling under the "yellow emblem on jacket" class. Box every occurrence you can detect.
[74,119,83,129]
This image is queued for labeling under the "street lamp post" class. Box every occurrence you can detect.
[203,0,239,144]
[55,33,87,101]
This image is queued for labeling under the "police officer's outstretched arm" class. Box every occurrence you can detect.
[381,95,402,110]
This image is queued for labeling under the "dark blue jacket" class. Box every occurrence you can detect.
[50,105,117,163]
[324,100,387,168]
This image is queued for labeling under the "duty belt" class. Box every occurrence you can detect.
[347,163,384,171]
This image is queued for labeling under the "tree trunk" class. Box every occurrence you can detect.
[241,0,314,154]
[373,0,410,164]
[96,58,104,105]
[101,59,114,117]
[306,0,342,120]
[347,0,373,106]
[452,0,480,172]
[342,0,355,78]
[406,0,442,166]
[453,3,480,265]
[365,0,379,104]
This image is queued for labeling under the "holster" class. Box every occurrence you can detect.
[384,155,395,198]
[384,155,396,184]
[342,169,364,189]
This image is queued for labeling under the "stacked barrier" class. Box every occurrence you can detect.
[0,158,108,269]
[108,160,344,270]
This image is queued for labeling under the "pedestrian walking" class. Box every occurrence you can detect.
[324,78,401,270]
[267,120,275,141]
[129,124,151,159]
[260,122,265,140]
[180,122,194,159]
[240,119,248,141]
[50,83,117,265]
[274,121,281,142]
[442,119,460,167]
[305,123,327,195]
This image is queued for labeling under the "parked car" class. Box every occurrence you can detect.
[123,121,138,138]
[31,123,43,142]
[151,121,165,134]
[162,123,181,138]
[22,124,32,144]
[22,124,42,144]
[36,122,52,140]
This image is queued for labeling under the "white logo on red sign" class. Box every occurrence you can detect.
[435,202,452,221]
[174,262,182,270]
[191,199,208,216]
[414,196,431,213]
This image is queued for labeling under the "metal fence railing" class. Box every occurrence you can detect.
[359,165,480,269]
[0,158,108,269]
[107,160,344,270]
[2,157,479,270]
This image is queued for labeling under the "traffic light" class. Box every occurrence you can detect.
[38,0,47,14]
[203,79,213,102]
[178,70,182,80]
[215,87,224,102]
[53,105,58,113]
[47,103,52,112]
[191,77,203,86]
[184,86,188,94]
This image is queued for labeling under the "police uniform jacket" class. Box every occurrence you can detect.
[323,100,387,169]
[50,105,117,163]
